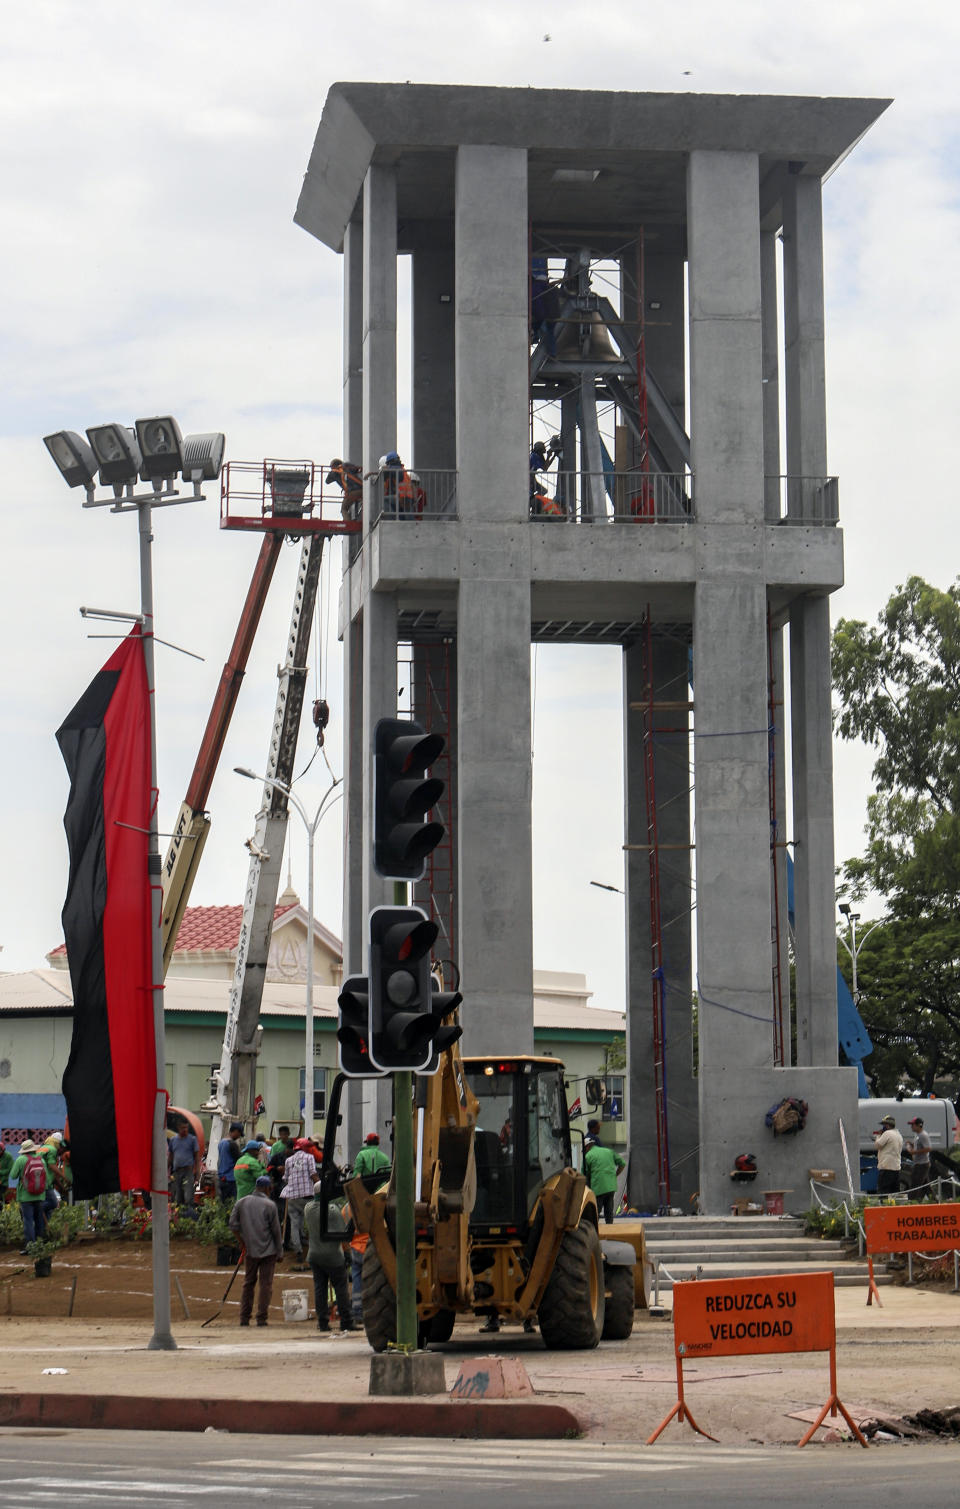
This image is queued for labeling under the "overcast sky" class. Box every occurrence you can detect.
[2,3,958,1020]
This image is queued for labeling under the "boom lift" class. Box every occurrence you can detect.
[322,1042,637,1350]
[160,531,284,971]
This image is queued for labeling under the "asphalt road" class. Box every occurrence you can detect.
[0,1430,956,1507]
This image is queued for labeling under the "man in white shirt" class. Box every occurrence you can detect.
[873,1114,903,1195]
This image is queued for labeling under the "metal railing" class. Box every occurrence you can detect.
[368,468,459,525]
[219,459,363,536]
[768,475,839,525]
[530,470,693,524]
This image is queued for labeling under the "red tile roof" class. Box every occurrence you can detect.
[48,903,297,959]
[173,904,297,952]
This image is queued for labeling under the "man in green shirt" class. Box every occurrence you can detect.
[583,1135,625,1224]
[353,1133,390,1184]
[10,1140,49,1251]
[234,1140,266,1200]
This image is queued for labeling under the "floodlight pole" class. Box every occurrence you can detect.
[139,496,176,1352]
[235,770,342,1140]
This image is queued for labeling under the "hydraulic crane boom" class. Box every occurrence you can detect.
[204,532,326,1167]
[161,531,284,971]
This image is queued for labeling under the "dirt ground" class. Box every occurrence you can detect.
[2,1240,960,1446]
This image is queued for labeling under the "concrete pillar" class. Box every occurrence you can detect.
[783,172,837,1068]
[411,639,458,970]
[341,213,365,983]
[362,163,397,536]
[688,151,772,1209]
[687,151,764,522]
[456,577,533,1054]
[760,228,781,521]
[760,226,791,1063]
[341,610,364,978]
[624,634,696,1212]
[453,143,533,1054]
[343,216,364,464]
[790,597,838,1066]
[783,175,828,518]
[455,145,529,523]
[768,625,792,1067]
[411,231,456,472]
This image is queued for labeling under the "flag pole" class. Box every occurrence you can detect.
[140,495,175,1352]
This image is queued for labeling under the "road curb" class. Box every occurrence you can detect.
[0,1392,585,1440]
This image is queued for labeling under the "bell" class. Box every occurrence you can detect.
[553,309,620,363]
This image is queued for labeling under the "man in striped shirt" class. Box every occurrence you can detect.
[280,1138,319,1263]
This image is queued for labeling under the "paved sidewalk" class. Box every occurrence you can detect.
[1,1279,958,1445]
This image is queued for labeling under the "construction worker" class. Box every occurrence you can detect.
[873,1114,903,1196]
[368,452,404,517]
[234,1139,266,1201]
[325,459,362,522]
[529,437,563,517]
[353,1132,390,1184]
[584,1134,625,1224]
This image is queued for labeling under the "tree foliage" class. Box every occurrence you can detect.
[832,576,960,913]
[832,577,960,1093]
[837,919,960,1095]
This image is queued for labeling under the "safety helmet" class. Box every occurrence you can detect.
[243,1139,260,1153]
[365,1132,380,1145]
[385,451,401,466]
[532,440,547,456]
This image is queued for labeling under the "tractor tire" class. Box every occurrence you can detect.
[361,1243,396,1353]
[537,1219,605,1350]
[423,1308,457,1345]
[601,1264,635,1340]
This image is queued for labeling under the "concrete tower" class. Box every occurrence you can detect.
[295,84,889,1213]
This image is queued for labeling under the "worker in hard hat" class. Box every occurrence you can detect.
[325,459,362,522]
[529,437,563,517]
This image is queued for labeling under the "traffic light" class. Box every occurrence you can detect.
[368,906,462,1072]
[420,980,464,1075]
[337,974,382,1078]
[373,718,445,881]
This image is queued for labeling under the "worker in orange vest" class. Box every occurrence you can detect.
[325,459,362,521]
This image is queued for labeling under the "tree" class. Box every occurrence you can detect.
[836,918,960,1095]
[832,577,960,1091]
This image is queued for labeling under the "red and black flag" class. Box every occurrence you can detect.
[56,627,158,1198]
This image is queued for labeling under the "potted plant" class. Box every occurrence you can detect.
[26,1236,60,1278]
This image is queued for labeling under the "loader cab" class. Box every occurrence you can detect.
[464,1056,571,1234]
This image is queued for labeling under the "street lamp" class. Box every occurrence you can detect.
[234,767,342,1139]
[838,902,880,1005]
[45,413,225,1353]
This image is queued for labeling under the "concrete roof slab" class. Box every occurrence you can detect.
[295,83,891,251]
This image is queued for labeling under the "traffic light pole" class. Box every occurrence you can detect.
[392,878,418,1351]
[393,1068,418,1351]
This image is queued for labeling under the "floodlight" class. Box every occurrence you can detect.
[181,432,225,483]
[86,424,142,487]
[135,416,183,481]
[43,430,98,489]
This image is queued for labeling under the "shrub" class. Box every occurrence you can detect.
[0,1201,23,1248]
[46,1203,87,1245]
[195,1200,238,1248]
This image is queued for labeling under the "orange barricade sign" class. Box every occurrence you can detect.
[648,1271,867,1449]
[862,1202,960,1306]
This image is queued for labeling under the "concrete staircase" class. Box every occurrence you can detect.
[639,1214,889,1294]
